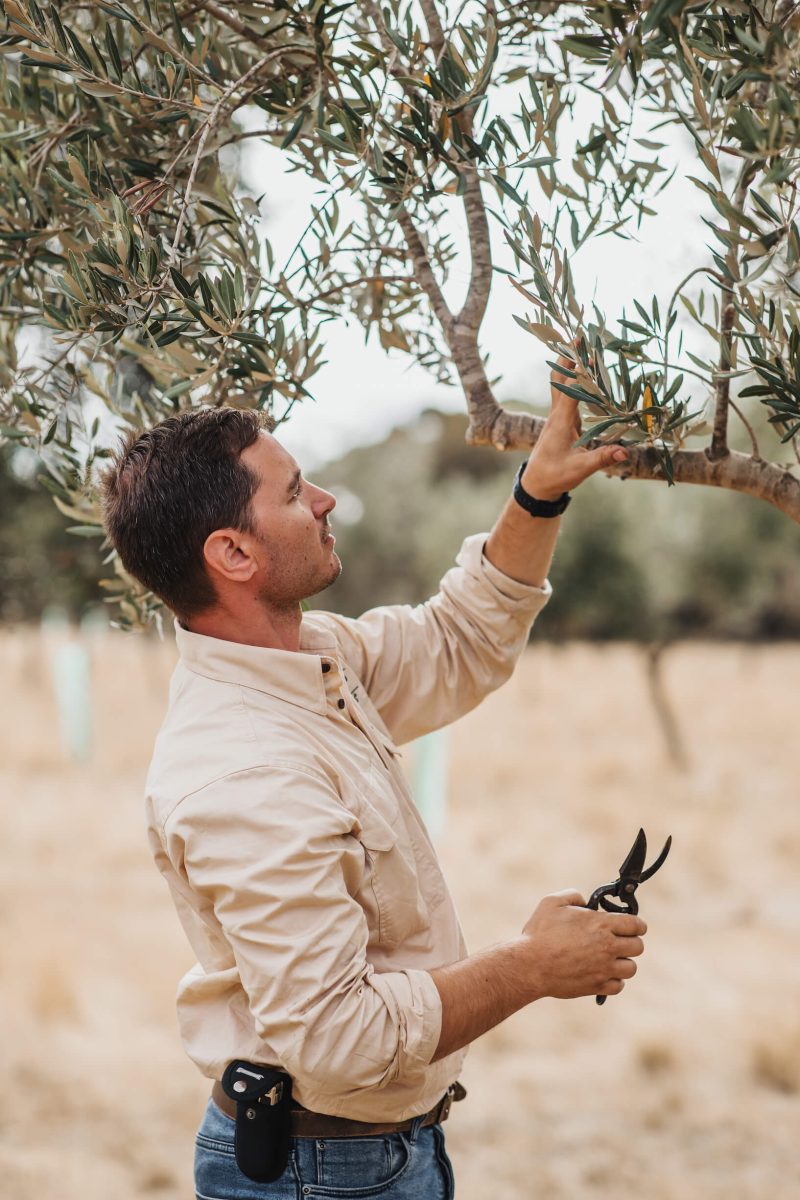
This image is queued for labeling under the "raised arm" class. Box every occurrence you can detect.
[317,356,629,744]
[483,353,629,586]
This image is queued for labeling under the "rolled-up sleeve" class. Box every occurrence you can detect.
[161,764,442,1099]
[319,533,552,744]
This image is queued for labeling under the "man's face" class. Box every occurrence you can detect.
[238,433,341,605]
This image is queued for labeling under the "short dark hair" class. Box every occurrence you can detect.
[100,407,271,621]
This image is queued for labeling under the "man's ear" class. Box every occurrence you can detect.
[203,528,259,584]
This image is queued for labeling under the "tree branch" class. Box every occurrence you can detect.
[396,207,454,336]
[467,409,800,523]
[398,201,505,439]
[729,398,761,460]
[662,264,722,392]
[299,274,412,306]
[188,1,277,45]
[709,166,758,460]
[420,0,446,59]
[361,0,433,104]
[619,445,800,522]
[457,168,493,333]
[451,332,508,441]
[170,53,289,265]
[709,286,736,459]
[362,0,402,70]
[365,0,502,437]
[466,398,545,452]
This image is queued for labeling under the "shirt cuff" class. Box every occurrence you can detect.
[367,967,443,1072]
[456,532,553,605]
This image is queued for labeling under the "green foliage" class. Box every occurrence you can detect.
[0,1,799,621]
[497,0,800,479]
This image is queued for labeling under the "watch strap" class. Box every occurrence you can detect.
[513,460,571,518]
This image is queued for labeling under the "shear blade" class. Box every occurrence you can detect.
[618,828,647,881]
[639,834,672,883]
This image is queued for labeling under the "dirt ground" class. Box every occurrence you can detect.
[1,628,799,1199]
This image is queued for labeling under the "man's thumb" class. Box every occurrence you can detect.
[550,888,587,907]
[586,444,628,474]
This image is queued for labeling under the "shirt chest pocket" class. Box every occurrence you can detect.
[355,783,431,950]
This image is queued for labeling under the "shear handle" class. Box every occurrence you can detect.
[586,883,639,916]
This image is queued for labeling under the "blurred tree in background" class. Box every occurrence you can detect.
[3,404,800,636]
[0,442,102,620]
[312,410,800,641]
[0,1,799,626]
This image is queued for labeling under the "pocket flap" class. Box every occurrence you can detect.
[354,806,397,852]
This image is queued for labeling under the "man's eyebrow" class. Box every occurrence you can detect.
[286,467,302,495]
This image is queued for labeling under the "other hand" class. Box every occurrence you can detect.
[519,889,647,1001]
[520,352,629,501]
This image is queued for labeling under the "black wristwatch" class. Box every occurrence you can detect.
[513,459,571,518]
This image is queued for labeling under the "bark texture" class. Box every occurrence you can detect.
[466,408,800,521]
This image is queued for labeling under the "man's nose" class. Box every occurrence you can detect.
[313,486,336,516]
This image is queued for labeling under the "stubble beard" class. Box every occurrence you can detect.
[319,547,342,592]
[306,545,342,602]
[254,541,342,612]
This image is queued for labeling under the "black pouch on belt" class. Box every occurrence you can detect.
[221,1059,293,1183]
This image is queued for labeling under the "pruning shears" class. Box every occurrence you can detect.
[587,827,672,1006]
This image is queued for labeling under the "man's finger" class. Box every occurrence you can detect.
[614,935,645,957]
[550,403,581,442]
[550,378,579,418]
[577,442,629,477]
[587,441,623,468]
[550,888,587,907]
[549,375,582,426]
[549,354,577,395]
[609,914,647,937]
[598,978,625,996]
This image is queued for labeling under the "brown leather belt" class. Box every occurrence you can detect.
[211,1080,466,1139]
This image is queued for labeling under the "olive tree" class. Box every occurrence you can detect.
[0,0,798,623]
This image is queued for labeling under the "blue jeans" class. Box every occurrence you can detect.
[194,1098,456,1200]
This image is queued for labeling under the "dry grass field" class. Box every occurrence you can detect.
[1,627,799,1199]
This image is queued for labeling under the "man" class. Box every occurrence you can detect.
[100,358,645,1200]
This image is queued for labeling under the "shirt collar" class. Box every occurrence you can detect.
[174,617,338,714]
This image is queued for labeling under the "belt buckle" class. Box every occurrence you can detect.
[439,1086,454,1123]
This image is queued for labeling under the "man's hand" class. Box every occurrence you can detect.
[518,889,647,1000]
[429,888,648,1061]
[484,351,628,588]
[520,353,629,502]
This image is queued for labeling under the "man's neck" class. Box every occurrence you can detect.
[186,599,304,651]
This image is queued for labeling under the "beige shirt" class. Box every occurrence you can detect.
[145,533,551,1121]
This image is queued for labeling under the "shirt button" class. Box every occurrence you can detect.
[337,698,345,709]
[321,662,331,673]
